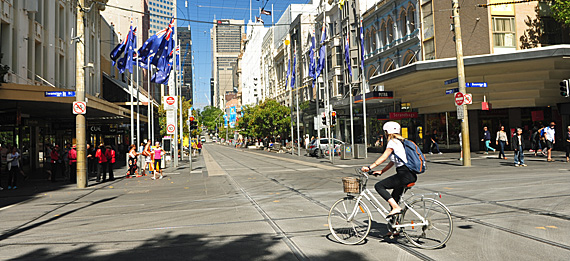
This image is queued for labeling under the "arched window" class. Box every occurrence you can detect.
[400,10,407,37]
[368,65,377,80]
[380,20,387,47]
[407,6,416,33]
[402,50,417,65]
[386,17,394,44]
[364,29,370,56]
[370,26,377,53]
[383,58,395,73]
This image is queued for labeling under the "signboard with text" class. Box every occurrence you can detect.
[455,92,464,106]
[164,96,177,110]
[389,112,418,120]
[45,91,76,97]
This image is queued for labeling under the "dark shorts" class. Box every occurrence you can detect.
[546,140,554,149]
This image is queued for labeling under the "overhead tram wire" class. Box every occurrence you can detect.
[96,1,310,27]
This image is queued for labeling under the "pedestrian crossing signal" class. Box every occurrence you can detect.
[331,111,336,125]
[322,112,326,126]
[560,80,569,97]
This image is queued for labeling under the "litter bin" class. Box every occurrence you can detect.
[340,145,353,160]
[354,144,366,159]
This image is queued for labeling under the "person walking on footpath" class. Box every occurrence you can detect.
[565,126,570,163]
[531,127,540,156]
[141,140,153,177]
[151,142,165,180]
[63,144,71,181]
[50,145,60,182]
[496,126,509,160]
[95,143,108,182]
[459,132,463,161]
[127,144,139,178]
[87,144,96,176]
[511,128,526,167]
[105,145,116,181]
[544,122,556,162]
[6,146,20,190]
[68,144,77,183]
[481,126,495,154]
[429,129,442,155]
[197,141,202,155]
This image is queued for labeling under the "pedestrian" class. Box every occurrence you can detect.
[305,135,310,150]
[50,145,60,182]
[531,127,540,156]
[142,140,152,177]
[87,143,96,176]
[544,121,556,162]
[68,144,77,183]
[6,146,21,190]
[127,144,138,178]
[565,126,570,163]
[63,144,70,180]
[197,141,202,155]
[151,142,164,180]
[511,128,526,167]
[481,126,495,154]
[496,126,509,160]
[95,143,108,182]
[429,129,442,154]
[105,145,116,181]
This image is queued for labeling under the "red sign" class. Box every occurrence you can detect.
[464,94,472,104]
[482,102,492,111]
[389,112,418,120]
[455,92,464,106]
[166,96,175,105]
[73,101,87,115]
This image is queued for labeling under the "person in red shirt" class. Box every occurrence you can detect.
[68,144,77,183]
[50,145,60,182]
[105,145,116,181]
[95,143,107,183]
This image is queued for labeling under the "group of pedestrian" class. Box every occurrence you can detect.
[128,140,165,180]
[0,145,27,190]
[481,121,560,167]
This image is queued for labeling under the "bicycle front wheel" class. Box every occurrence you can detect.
[328,197,372,245]
[401,198,453,249]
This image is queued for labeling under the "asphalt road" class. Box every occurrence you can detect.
[0,144,569,260]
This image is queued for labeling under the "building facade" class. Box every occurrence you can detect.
[148,0,173,35]
[178,26,193,101]
[241,21,268,106]
[211,19,244,109]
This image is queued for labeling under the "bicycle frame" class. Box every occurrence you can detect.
[346,171,431,229]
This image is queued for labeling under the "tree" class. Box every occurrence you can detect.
[198,106,224,133]
[550,0,570,26]
[240,99,291,139]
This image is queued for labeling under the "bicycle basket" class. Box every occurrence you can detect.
[342,177,360,193]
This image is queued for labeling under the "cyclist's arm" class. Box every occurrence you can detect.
[362,148,393,172]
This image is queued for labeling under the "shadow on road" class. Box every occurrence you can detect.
[8,232,366,261]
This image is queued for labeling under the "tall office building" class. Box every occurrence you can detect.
[211,19,244,108]
[178,26,193,102]
[148,0,173,35]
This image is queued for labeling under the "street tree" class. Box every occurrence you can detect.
[550,0,570,26]
[198,106,224,133]
[157,96,194,138]
[243,99,291,139]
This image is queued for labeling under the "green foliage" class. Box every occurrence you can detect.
[157,96,195,138]
[238,99,291,138]
[198,106,224,133]
[551,0,570,26]
[0,53,10,84]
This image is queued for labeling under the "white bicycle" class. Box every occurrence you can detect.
[328,169,453,249]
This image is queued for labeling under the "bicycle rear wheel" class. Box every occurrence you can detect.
[328,197,372,245]
[401,198,453,249]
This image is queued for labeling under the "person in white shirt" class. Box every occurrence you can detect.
[362,122,417,218]
[544,122,556,162]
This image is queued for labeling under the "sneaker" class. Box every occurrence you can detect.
[429,152,433,154]
[0,187,3,191]
[7,186,11,190]
[521,164,527,167]
[515,164,520,167]
[151,177,156,180]
[459,158,463,161]
[12,186,17,189]
[159,176,163,179]
[438,152,443,155]
[484,152,489,155]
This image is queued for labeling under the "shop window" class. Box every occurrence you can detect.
[492,17,515,47]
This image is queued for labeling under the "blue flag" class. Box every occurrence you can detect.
[151,62,172,84]
[151,19,175,69]
[291,52,296,88]
[116,25,136,74]
[309,36,315,79]
[344,33,352,77]
[316,24,326,80]
[360,19,365,76]
[110,38,125,66]
[286,59,290,88]
[138,28,168,69]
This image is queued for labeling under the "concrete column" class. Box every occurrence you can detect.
[46,1,55,85]
[508,108,522,135]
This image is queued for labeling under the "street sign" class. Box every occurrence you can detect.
[444,78,458,85]
[45,91,76,97]
[455,92,464,106]
[164,96,177,110]
[167,124,176,134]
[457,105,464,119]
[72,101,86,115]
[466,82,487,88]
[445,88,460,95]
[464,94,473,104]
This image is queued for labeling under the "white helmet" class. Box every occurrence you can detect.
[383,121,401,134]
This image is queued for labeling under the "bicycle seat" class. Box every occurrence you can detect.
[406,183,415,188]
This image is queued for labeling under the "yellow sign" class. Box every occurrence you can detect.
[284,39,290,46]
[183,136,189,147]
[402,127,408,139]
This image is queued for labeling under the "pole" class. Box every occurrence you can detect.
[295,41,301,157]
[75,0,87,188]
[446,111,450,149]
[130,71,134,147]
[452,0,471,166]
[147,59,151,142]
[346,16,355,157]
[136,58,141,151]
[178,40,184,161]
[173,0,178,168]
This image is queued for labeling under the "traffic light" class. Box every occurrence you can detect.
[560,79,569,97]
[331,111,336,125]
[321,112,326,126]
[189,116,198,130]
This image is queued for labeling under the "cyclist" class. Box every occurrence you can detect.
[361,121,417,218]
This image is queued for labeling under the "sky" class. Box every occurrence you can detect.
[175,0,316,110]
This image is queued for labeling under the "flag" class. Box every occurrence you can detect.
[315,24,327,80]
[138,27,168,69]
[151,18,175,69]
[344,33,352,77]
[175,44,180,71]
[291,51,296,88]
[261,9,271,16]
[286,59,290,88]
[256,16,264,24]
[110,38,125,67]
[360,18,365,75]
[309,35,315,79]
[116,25,136,74]
[151,61,172,84]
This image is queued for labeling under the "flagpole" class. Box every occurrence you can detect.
[321,5,332,163]
[130,71,134,147]
[173,2,179,168]
[294,41,301,157]
[178,40,184,161]
[361,17,368,159]
[346,18,354,158]
[147,58,151,142]
[289,38,293,156]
